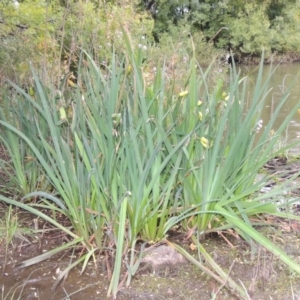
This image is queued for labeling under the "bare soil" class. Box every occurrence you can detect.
[1,215,300,300]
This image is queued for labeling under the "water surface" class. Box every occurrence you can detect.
[240,63,300,153]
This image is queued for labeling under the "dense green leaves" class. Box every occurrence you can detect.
[0,0,153,84]
[1,1,300,299]
[1,0,300,90]
[139,0,300,57]
[1,43,300,298]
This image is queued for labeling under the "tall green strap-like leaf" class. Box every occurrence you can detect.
[74,132,92,171]
[7,80,46,117]
[216,204,300,274]
[167,240,248,299]
[0,195,77,239]
[0,121,67,200]
[19,238,83,269]
[107,195,128,298]
[51,250,94,292]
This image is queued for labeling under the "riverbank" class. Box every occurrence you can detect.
[228,52,300,66]
[1,44,300,298]
[1,207,300,299]
[1,155,300,299]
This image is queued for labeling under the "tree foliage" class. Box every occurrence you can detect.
[138,0,300,57]
[1,0,300,85]
[0,0,153,83]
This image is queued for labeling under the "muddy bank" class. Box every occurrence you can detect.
[230,52,300,65]
[1,222,300,300]
[1,158,300,299]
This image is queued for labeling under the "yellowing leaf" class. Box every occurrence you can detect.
[178,90,188,97]
[67,79,76,87]
[200,137,210,149]
[29,86,35,96]
[126,64,132,75]
[25,156,35,162]
[198,111,203,121]
[189,243,196,251]
[222,92,227,98]
[298,109,300,115]
[59,107,67,122]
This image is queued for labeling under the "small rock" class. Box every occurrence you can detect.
[141,245,186,276]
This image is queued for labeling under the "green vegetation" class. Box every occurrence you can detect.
[1,1,300,299]
[1,0,300,85]
[139,0,300,58]
[0,205,35,263]
[0,205,18,250]
[0,0,154,84]
[1,28,300,298]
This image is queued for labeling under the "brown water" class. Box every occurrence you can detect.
[240,63,300,153]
